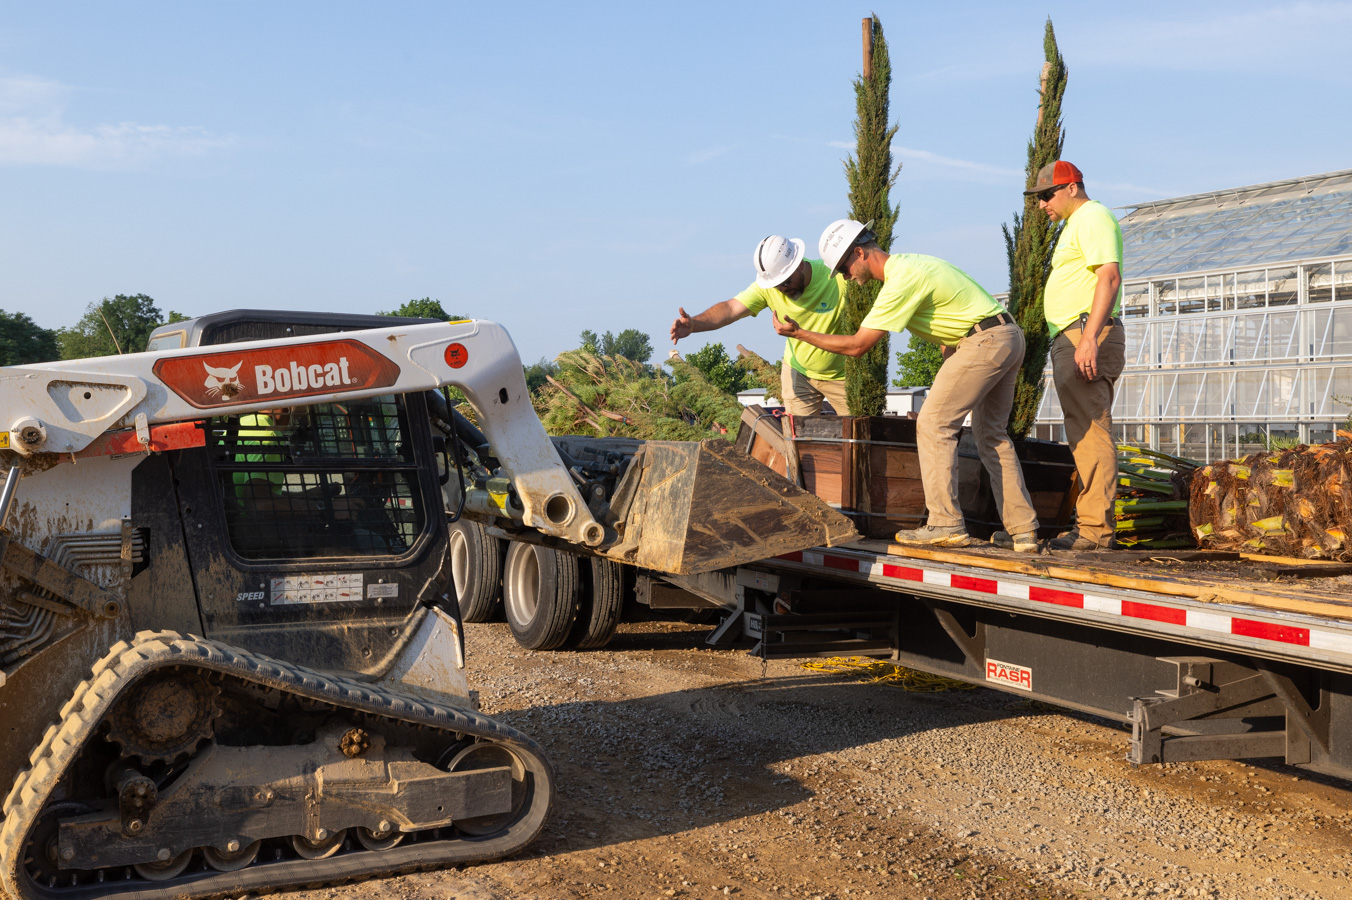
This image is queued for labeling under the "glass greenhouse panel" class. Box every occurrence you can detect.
[1122,282,1151,318]
[1236,270,1267,309]
[1269,311,1299,360]
[1234,370,1269,417]
[1232,313,1269,362]
[1125,322,1152,367]
[1311,307,1352,359]
[1309,264,1334,303]
[1116,373,1150,419]
[1273,369,1301,417]
[1269,268,1298,306]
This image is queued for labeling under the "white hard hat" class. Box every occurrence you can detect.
[753,235,806,289]
[819,219,875,276]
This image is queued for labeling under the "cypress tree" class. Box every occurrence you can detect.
[1004,18,1068,439]
[842,15,901,417]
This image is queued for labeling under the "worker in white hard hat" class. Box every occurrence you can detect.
[773,219,1041,553]
[669,234,853,416]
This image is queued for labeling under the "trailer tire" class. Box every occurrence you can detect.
[568,557,628,650]
[503,541,580,650]
[448,519,504,623]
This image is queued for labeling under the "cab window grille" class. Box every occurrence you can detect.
[208,396,426,560]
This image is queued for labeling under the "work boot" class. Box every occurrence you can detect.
[893,524,972,548]
[991,530,1040,553]
[1047,529,1114,552]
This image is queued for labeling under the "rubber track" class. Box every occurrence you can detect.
[0,630,554,900]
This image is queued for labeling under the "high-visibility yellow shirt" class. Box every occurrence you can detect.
[1043,200,1123,336]
[736,259,849,381]
[861,254,1004,348]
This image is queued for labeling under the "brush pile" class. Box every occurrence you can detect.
[533,350,746,440]
[1115,445,1199,549]
[1189,438,1352,559]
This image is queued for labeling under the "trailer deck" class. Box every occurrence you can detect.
[770,540,1352,673]
[649,539,1352,782]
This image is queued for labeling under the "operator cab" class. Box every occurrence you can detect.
[138,310,450,672]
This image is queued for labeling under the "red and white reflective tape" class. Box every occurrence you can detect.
[777,549,1352,656]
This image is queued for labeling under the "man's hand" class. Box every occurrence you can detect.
[1074,338,1099,382]
[772,311,800,337]
[670,307,694,344]
[940,345,954,361]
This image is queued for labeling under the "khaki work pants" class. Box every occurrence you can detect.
[780,362,851,416]
[1049,323,1127,544]
[916,323,1038,534]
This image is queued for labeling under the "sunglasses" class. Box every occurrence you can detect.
[1036,183,1068,203]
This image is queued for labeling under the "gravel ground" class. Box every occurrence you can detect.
[279,613,1352,900]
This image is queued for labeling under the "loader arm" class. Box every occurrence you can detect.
[0,319,605,548]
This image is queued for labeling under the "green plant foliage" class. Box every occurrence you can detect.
[0,310,60,365]
[1004,18,1068,439]
[893,334,942,388]
[379,297,464,320]
[682,342,751,395]
[535,349,741,441]
[842,15,901,417]
[735,348,782,398]
[58,294,169,358]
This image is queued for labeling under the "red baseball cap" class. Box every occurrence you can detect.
[1024,160,1084,195]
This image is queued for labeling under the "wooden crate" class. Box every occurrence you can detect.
[734,406,791,478]
[955,432,1079,539]
[735,411,1078,541]
[790,414,856,509]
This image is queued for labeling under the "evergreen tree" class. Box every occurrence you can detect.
[842,15,901,417]
[1004,18,1068,438]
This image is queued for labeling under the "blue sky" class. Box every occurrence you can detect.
[1,1,1349,373]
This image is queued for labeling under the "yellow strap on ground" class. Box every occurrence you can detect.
[801,656,976,692]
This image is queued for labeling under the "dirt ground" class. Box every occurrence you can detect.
[280,613,1352,900]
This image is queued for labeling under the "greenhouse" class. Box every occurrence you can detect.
[1033,168,1352,462]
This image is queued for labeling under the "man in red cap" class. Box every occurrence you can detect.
[1028,160,1126,552]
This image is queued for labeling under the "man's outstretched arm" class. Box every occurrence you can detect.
[772,311,885,358]
[670,299,751,344]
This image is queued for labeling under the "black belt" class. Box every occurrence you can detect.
[1069,314,1123,330]
[965,312,1015,337]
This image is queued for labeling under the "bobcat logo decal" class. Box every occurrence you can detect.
[203,361,245,398]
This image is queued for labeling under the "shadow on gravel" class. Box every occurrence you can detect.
[489,630,1038,858]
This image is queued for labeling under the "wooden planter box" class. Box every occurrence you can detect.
[735,406,1078,541]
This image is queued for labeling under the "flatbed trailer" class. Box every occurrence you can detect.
[647,539,1352,785]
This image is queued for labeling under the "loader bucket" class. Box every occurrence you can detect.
[601,439,858,575]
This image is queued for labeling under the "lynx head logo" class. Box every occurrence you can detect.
[203,361,245,398]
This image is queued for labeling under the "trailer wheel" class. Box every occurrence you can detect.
[567,556,628,650]
[502,541,580,650]
[448,519,504,623]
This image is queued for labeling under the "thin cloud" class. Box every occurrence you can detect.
[827,138,1177,198]
[684,144,737,166]
[829,140,1021,184]
[894,146,1021,181]
[0,75,235,169]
